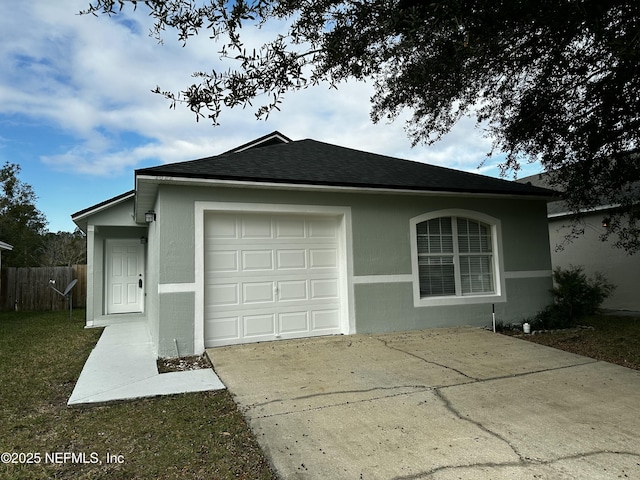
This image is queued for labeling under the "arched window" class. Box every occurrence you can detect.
[410,210,505,306]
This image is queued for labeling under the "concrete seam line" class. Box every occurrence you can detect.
[373,337,478,381]
[248,387,435,419]
[439,359,600,390]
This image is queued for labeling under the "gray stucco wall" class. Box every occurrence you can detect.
[156,190,196,285]
[155,185,551,277]
[158,292,195,357]
[549,213,640,311]
[354,276,553,334]
[151,184,553,356]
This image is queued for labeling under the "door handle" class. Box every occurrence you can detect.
[139,278,143,289]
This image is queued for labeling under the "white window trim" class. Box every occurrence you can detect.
[410,209,507,307]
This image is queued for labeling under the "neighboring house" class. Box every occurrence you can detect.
[72,132,555,358]
[0,240,13,265]
[519,172,640,312]
[0,240,13,280]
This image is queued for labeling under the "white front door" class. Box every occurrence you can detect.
[106,239,144,314]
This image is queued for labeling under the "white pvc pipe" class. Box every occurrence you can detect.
[492,304,496,333]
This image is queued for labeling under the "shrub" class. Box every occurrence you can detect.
[494,320,521,332]
[551,266,616,319]
[531,266,615,330]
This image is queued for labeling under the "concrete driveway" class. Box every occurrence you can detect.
[207,327,640,479]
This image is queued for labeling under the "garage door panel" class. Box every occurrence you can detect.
[241,217,272,238]
[206,316,240,341]
[208,283,239,306]
[242,249,274,271]
[276,218,306,238]
[278,280,308,301]
[309,218,338,238]
[242,282,275,304]
[312,309,341,330]
[205,212,344,347]
[309,249,338,269]
[279,311,309,334]
[206,215,237,238]
[244,314,276,337]
[276,249,307,269]
[310,278,339,299]
[209,250,239,272]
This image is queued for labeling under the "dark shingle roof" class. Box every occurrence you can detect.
[71,190,135,220]
[519,171,640,216]
[517,172,568,216]
[137,137,554,197]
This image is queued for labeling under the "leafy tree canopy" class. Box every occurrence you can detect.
[41,229,87,267]
[83,0,640,252]
[0,163,48,267]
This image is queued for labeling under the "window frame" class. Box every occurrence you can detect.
[410,209,507,307]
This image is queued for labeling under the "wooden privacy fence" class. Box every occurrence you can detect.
[0,265,87,312]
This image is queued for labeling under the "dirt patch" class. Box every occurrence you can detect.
[502,315,640,371]
[157,354,212,373]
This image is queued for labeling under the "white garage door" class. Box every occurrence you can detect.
[204,212,344,347]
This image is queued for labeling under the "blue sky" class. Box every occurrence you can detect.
[0,0,542,233]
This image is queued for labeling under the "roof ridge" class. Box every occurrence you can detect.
[223,131,292,154]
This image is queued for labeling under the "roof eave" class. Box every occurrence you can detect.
[135,173,555,204]
[548,203,623,219]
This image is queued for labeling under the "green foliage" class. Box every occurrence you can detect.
[0,162,48,267]
[551,266,616,320]
[83,0,640,252]
[41,228,87,266]
[530,266,615,330]
[0,163,84,267]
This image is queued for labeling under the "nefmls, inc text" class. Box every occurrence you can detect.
[1,451,125,465]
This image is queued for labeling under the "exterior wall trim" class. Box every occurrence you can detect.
[159,283,196,294]
[193,201,355,353]
[353,274,413,284]
[504,270,553,279]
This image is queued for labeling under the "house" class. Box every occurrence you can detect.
[0,240,13,267]
[0,241,13,291]
[72,132,555,358]
[520,172,640,312]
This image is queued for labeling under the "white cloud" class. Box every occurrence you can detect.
[1,0,542,181]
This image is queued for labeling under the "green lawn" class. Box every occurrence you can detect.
[0,310,277,480]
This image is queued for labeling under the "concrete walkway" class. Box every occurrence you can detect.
[68,320,224,406]
[208,327,640,479]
